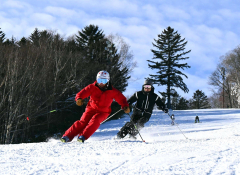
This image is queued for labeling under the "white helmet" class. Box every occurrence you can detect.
[96,70,110,81]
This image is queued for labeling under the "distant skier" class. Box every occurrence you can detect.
[195,116,200,123]
[61,70,130,143]
[115,79,170,139]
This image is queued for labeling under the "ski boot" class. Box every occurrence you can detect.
[61,136,70,143]
[77,136,85,143]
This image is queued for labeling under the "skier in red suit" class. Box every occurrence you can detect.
[61,70,130,143]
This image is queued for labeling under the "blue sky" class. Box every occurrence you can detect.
[1,0,240,99]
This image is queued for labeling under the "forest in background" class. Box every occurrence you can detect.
[0,25,136,144]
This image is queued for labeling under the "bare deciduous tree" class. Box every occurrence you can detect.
[209,46,240,108]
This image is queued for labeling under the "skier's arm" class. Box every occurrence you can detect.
[114,90,129,109]
[75,84,94,101]
[155,96,168,113]
[127,92,138,106]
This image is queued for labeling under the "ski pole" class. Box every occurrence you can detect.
[168,113,188,139]
[127,113,145,143]
[25,102,76,121]
[101,109,123,124]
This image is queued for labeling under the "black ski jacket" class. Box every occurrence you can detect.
[127,86,165,119]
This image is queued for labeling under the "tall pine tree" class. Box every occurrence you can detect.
[29,28,41,46]
[148,26,191,109]
[75,24,130,91]
[191,90,211,109]
[76,24,108,63]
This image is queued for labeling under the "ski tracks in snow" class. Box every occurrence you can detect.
[103,143,158,174]
[166,129,240,175]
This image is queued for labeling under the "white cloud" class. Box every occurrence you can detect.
[2,0,30,9]
[218,9,240,19]
[141,4,163,22]
[99,0,139,15]
[223,31,240,51]
[44,6,78,17]
[31,13,56,25]
[209,14,223,24]
[161,6,191,20]
[87,18,122,34]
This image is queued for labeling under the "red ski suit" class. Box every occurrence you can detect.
[63,81,129,141]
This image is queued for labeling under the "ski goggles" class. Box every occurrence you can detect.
[143,85,152,89]
[97,78,109,84]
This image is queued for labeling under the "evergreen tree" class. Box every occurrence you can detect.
[75,24,130,91]
[191,90,211,109]
[177,97,189,110]
[109,60,130,92]
[76,24,108,85]
[76,24,107,63]
[148,26,191,109]
[4,37,16,46]
[29,28,41,46]
[106,42,131,92]
[18,37,28,46]
[0,28,6,44]
[65,36,78,53]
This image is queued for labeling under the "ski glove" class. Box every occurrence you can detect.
[76,98,83,106]
[123,106,130,113]
[170,115,175,120]
[163,108,168,113]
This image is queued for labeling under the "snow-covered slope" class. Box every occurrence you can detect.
[1,109,240,175]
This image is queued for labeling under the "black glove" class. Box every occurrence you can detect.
[163,108,168,113]
[170,114,175,120]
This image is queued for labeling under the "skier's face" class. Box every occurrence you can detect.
[144,85,151,92]
[98,83,107,88]
[144,88,151,92]
[97,78,108,88]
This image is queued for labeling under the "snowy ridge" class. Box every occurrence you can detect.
[1,109,240,174]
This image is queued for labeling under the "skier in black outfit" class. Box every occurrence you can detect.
[116,79,170,139]
[195,116,200,123]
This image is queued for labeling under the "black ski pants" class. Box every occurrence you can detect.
[117,108,150,138]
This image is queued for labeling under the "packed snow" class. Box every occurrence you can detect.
[1,109,240,175]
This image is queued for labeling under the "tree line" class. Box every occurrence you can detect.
[0,25,136,144]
